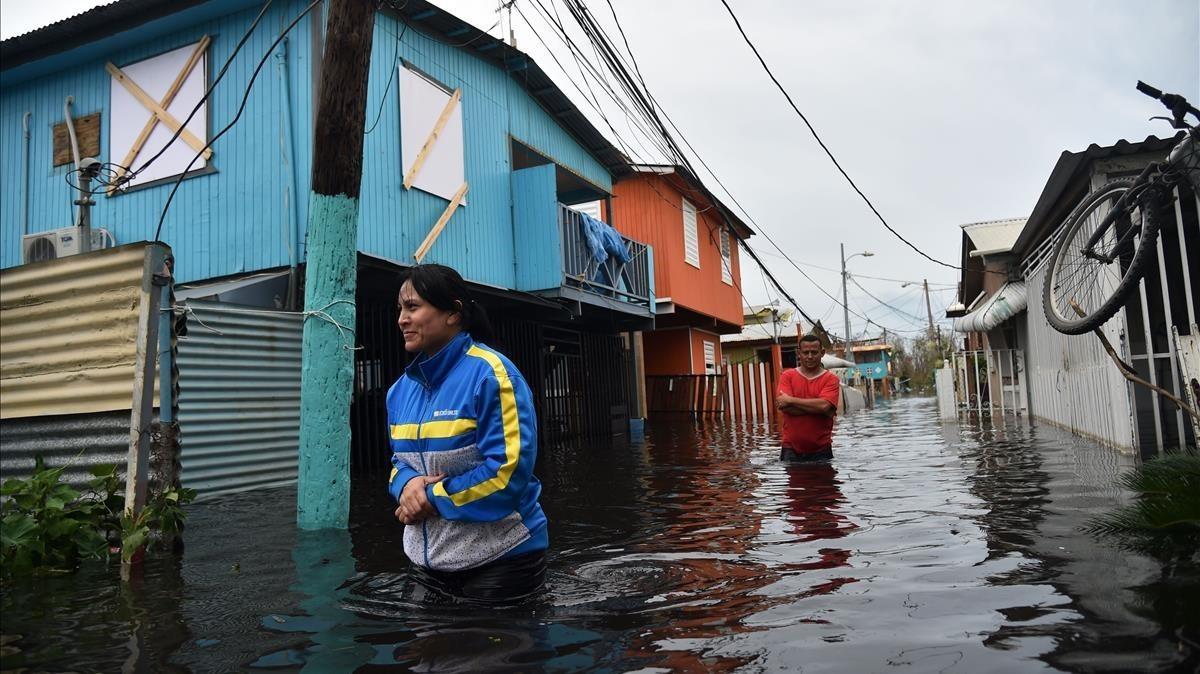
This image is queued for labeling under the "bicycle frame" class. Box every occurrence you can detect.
[1079,161,1159,263]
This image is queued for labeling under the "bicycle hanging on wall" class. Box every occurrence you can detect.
[1042,81,1200,335]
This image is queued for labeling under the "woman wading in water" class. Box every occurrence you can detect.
[386,264,548,602]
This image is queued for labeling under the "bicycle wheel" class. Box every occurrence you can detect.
[1042,178,1163,335]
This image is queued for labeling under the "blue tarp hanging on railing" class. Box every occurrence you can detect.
[579,212,631,265]
[578,212,631,290]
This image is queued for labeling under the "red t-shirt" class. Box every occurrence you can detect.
[778,368,841,453]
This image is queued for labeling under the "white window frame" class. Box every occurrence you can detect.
[703,340,717,374]
[682,198,700,268]
[720,228,733,285]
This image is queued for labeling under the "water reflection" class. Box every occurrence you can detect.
[2,398,1196,672]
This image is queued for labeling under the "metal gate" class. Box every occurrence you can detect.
[349,304,634,473]
[950,349,1027,416]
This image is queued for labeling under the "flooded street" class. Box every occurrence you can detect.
[3,397,1197,672]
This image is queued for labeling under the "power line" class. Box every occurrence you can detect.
[154,0,322,241]
[848,277,928,324]
[581,0,918,335]
[121,0,276,188]
[545,0,823,329]
[716,0,960,272]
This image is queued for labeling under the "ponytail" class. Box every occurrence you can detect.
[398,264,495,344]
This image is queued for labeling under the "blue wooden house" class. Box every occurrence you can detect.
[1,0,653,484]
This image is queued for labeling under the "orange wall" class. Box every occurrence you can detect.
[611,174,744,327]
[643,327,724,375]
[643,328,693,375]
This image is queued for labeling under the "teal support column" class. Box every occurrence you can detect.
[296,0,375,530]
[297,193,358,530]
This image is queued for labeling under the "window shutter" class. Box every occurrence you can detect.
[720,229,732,284]
[683,198,700,268]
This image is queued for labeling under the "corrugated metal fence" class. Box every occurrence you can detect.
[0,243,167,489]
[176,300,302,497]
[0,245,152,419]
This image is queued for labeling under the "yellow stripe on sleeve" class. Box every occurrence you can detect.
[432,346,522,505]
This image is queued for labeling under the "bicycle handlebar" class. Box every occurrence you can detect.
[1136,80,1200,128]
[1136,80,1163,100]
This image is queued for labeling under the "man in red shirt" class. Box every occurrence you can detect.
[776,334,842,462]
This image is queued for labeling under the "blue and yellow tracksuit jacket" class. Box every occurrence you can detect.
[386,331,548,572]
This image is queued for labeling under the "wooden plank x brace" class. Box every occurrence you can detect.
[106,36,212,193]
[403,88,462,190]
[413,182,469,262]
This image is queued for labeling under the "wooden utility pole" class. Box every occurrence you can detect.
[923,279,943,353]
[297,0,376,530]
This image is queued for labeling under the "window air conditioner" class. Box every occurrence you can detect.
[21,227,107,264]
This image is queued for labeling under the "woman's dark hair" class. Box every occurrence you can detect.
[398,264,495,344]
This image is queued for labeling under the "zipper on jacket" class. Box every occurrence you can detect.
[417,382,434,568]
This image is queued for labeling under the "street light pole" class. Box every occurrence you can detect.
[841,243,853,364]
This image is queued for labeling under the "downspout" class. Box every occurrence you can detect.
[21,112,31,236]
[277,38,302,310]
[64,96,82,224]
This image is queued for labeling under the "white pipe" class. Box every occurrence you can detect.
[64,96,81,169]
[22,111,31,236]
[64,96,82,225]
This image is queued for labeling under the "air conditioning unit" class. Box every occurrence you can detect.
[22,227,107,264]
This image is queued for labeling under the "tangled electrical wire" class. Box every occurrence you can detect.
[63,161,139,196]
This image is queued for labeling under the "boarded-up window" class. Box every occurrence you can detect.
[109,40,209,189]
[682,198,699,268]
[703,340,717,374]
[720,228,733,285]
[53,113,101,167]
[400,65,466,203]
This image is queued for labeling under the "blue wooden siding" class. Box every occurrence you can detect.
[511,164,560,292]
[0,0,318,284]
[2,6,614,293]
[356,15,611,289]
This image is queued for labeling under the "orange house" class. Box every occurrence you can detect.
[611,165,754,378]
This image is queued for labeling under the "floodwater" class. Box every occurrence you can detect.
[2,397,1197,672]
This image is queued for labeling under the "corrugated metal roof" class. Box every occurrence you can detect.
[0,244,158,420]
[961,217,1027,257]
[953,281,1028,333]
[0,0,207,69]
[1011,133,1184,260]
[176,299,301,498]
[0,0,631,179]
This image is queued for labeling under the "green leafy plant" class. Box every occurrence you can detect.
[0,456,195,576]
[1088,454,1200,555]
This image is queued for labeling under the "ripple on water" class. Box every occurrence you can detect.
[1,397,1196,672]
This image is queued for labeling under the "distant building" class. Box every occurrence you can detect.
[721,304,806,368]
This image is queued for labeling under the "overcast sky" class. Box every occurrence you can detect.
[4,0,1197,338]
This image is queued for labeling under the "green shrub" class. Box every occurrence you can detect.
[1088,454,1200,556]
[0,456,195,577]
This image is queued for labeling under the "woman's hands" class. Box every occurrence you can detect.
[395,474,445,525]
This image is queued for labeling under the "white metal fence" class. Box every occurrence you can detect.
[949,349,1027,417]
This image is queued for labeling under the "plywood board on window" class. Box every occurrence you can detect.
[109,41,208,189]
[399,66,466,204]
[52,113,101,167]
